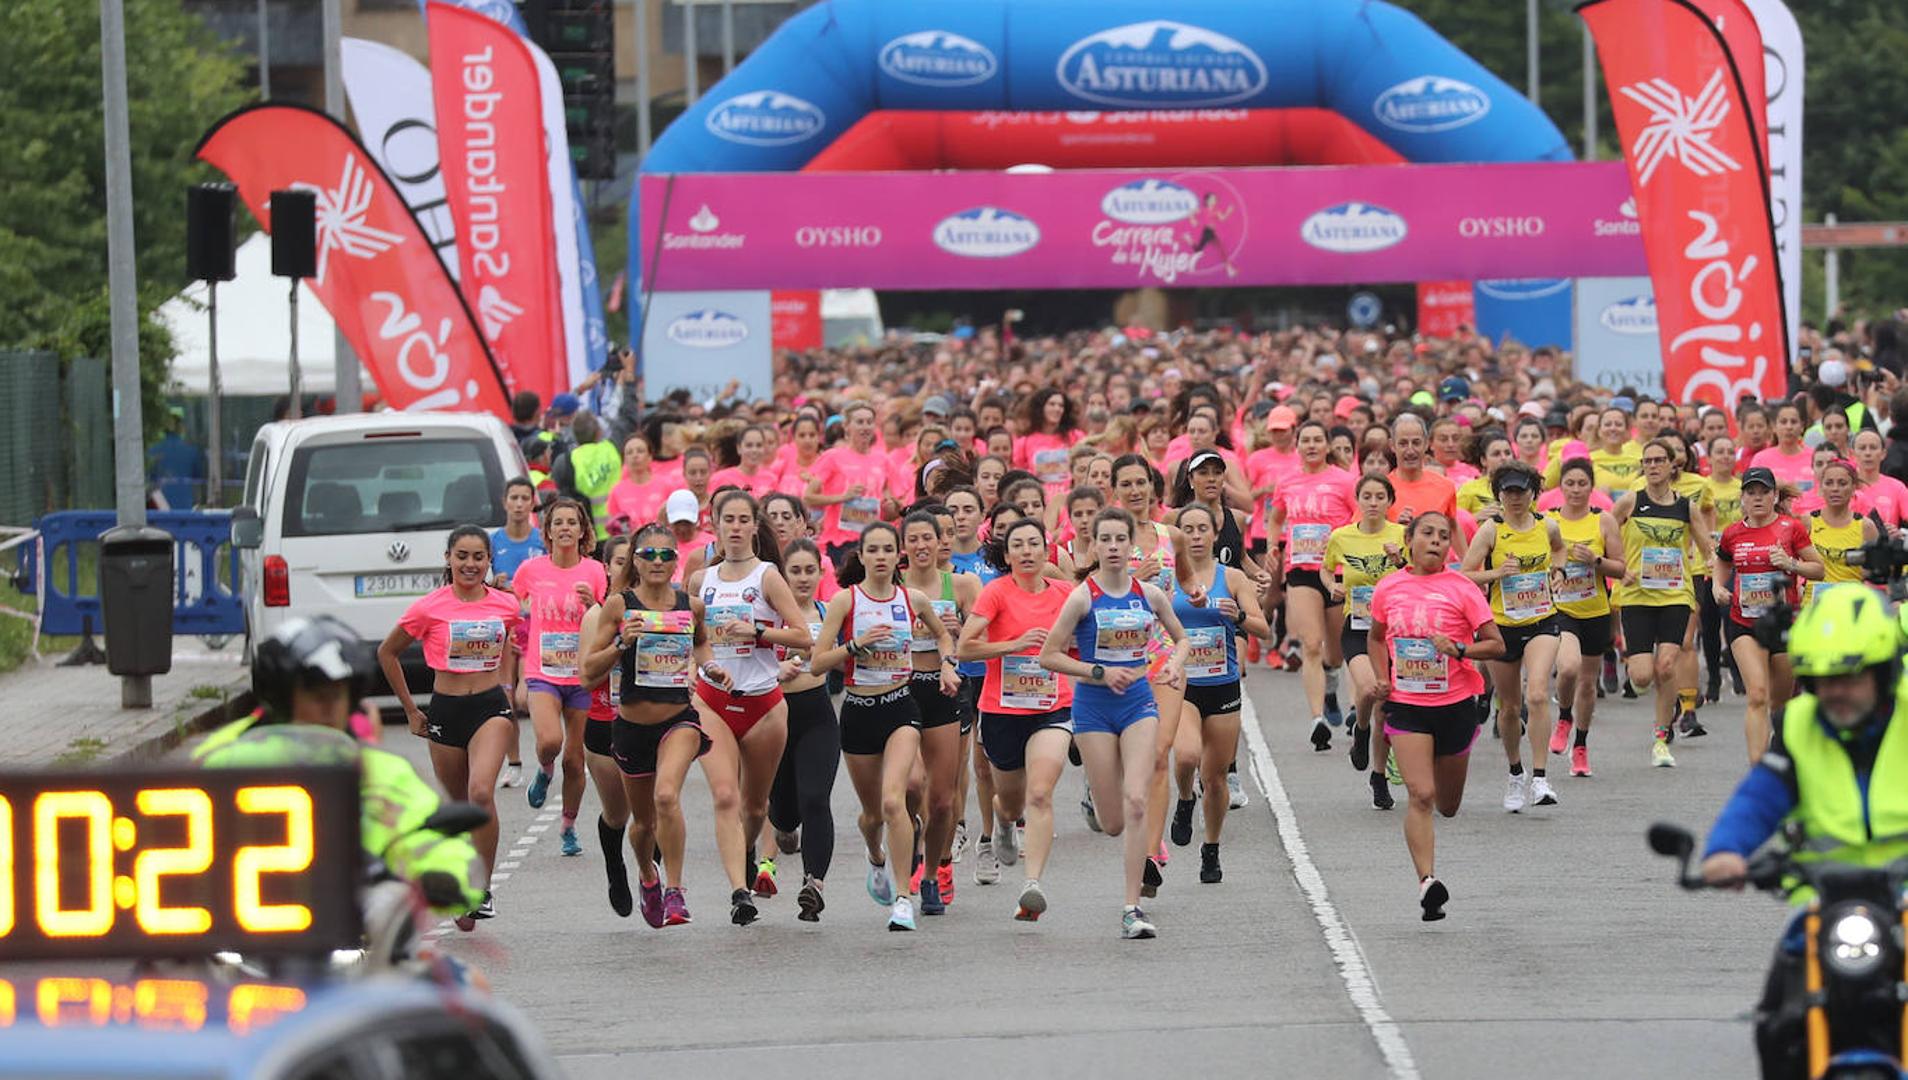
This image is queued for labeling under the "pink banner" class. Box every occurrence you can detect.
[640,162,1644,291]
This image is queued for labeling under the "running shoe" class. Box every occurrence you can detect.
[1227,770,1248,809]
[1731,669,1746,696]
[1530,775,1559,806]
[1015,819,1027,853]
[1600,653,1620,694]
[997,820,1020,867]
[1503,773,1529,813]
[888,896,916,932]
[1170,797,1196,847]
[797,877,825,922]
[1549,719,1573,757]
[560,826,582,857]
[866,859,896,906]
[951,820,968,863]
[1370,771,1395,811]
[920,877,945,916]
[526,767,552,809]
[1705,673,1722,705]
[500,763,523,789]
[1419,876,1449,922]
[973,839,1001,885]
[1651,739,1677,768]
[474,892,495,920]
[1245,636,1262,664]
[1082,790,1103,833]
[774,827,802,855]
[639,878,665,928]
[1349,727,1371,772]
[606,860,633,918]
[1570,744,1592,778]
[1621,678,1638,700]
[936,861,955,905]
[1324,695,1344,729]
[1199,842,1223,884]
[909,852,925,896]
[754,858,778,898]
[662,887,691,926]
[730,888,759,926]
[1015,879,1048,921]
[1310,717,1332,752]
[1122,905,1158,939]
[1678,707,1708,738]
[1385,750,1402,787]
[1141,857,1163,898]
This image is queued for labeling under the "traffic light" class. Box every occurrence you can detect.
[519,0,617,180]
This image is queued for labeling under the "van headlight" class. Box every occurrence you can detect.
[1822,908,1887,979]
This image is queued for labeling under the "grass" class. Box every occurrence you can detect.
[188,683,226,700]
[52,736,108,766]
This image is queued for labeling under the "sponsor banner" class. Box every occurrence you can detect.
[428,1,566,402]
[1474,278,1574,350]
[1582,0,1787,408]
[640,291,773,402]
[1574,276,1664,394]
[1740,0,1803,365]
[341,38,460,278]
[1416,280,1475,338]
[195,103,510,416]
[770,290,824,351]
[639,161,1643,291]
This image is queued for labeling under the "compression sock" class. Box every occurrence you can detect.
[1558,705,1574,724]
[1574,728,1589,748]
[1508,761,1525,777]
[1532,767,1546,778]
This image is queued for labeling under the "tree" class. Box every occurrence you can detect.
[0,0,249,421]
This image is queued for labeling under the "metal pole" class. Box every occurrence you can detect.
[684,0,698,106]
[207,281,222,507]
[1582,25,1597,160]
[288,280,303,420]
[100,0,151,707]
[321,0,361,414]
[1527,0,1540,105]
[636,0,653,158]
[721,0,734,75]
[1825,212,1840,318]
[256,0,270,98]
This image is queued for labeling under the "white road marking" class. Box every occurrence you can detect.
[1240,692,1421,1080]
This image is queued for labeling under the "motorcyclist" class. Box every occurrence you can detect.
[194,616,488,921]
[1699,584,1908,1078]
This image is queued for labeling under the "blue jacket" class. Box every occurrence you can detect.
[1703,706,1889,859]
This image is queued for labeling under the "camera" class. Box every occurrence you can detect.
[1845,534,1908,587]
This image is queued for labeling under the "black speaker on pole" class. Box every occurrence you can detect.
[186,183,237,282]
[269,188,318,278]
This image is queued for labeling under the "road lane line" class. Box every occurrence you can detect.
[1240,692,1421,1080]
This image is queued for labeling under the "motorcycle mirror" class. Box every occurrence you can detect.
[420,801,491,837]
[1647,823,1695,859]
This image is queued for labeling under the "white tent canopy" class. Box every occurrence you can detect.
[161,234,372,397]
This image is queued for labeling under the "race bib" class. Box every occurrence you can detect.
[1093,607,1153,664]
[840,495,880,533]
[445,618,506,673]
[1392,637,1450,694]
[1032,447,1070,486]
[798,618,825,673]
[1288,523,1330,568]
[1348,585,1375,630]
[914,599,957,652]
[999,654,1059,711]
[1736,570,1781,617]
[706,603,756,661]
[850,606,910,687]
[539,631,579,679]
[633,631,692,688]
[1556,561,1596,604]
[1500,571,1553,621]
[1640,546,1685,591]
[1183,625,1229,680]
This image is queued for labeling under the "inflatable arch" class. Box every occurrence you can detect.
[631,0,1572,292]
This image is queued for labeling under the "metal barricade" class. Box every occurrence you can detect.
[16,510,246,638]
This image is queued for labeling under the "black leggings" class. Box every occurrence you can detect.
[1697,584,1735,686]
[767,685,839,881]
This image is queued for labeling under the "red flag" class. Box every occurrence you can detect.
[770,291,823,351]
[428,1,565,402]
[1580,0,1787,409]
[196,103,510,416]
[1685,0,1766,144]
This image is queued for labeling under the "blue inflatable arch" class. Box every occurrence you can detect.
[631,0,1571,292]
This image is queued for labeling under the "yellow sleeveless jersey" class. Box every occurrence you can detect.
[1554,509,1611,619]
[1324,521,1406,631]
[1618,490,1695,608]
[1486,515,1555,626]
[1805,510,1866,604]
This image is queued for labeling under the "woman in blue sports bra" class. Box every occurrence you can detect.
[1042,506,1190,941]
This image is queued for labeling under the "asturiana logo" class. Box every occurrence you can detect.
[1373,76,1492,133]
[704,90,826,147]
[1600,295,1659,335]
[667,309,750,349]
[932,207,1041,258]
[879,31,998,87]
[1056,21,1269,108]
[1299,202,1408,254]
[1100,179,1200,225]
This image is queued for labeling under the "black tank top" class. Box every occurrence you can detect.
[618,588,694,705]
[1216,508,1246,569]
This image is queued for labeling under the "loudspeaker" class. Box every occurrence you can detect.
[269,188,318,278]
[186,183,237,282]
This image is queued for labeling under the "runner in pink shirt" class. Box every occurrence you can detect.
[709,424,780,499]
[1267,420,1358,747]
[1013,389,1082,496]
[1367,511,1506,923]
[1790,444,1875,517]
[1748,401,1815,493]
[1852,428,1907,533]
[774,413,826,496]
[1246,405,1302,551]
[805,401,894,566]
[606,435,673,535]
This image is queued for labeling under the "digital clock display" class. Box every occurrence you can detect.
[0,765,360,960]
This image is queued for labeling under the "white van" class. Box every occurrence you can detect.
[230,412,526,694]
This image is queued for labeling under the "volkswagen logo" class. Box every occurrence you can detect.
[386,541,411,563]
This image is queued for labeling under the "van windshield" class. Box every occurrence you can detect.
[281,437,504,537]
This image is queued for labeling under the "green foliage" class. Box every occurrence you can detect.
[0,0,250,425]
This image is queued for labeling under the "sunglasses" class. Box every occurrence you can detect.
[1642,456,1671,465]
[633,547,679,563]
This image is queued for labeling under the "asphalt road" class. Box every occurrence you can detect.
[399,668,1787,1080]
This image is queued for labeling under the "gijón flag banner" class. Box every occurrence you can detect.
[196,103,511,416]
[1579,0,1787,408]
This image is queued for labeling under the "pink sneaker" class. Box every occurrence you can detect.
[936,862,955,905]
[1549,719,1573,756]
[663,886,691,926]
[1570,744,1592,778]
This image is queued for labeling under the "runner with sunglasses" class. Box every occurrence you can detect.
[576,536,637,916]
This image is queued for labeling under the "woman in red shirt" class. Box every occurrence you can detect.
[1713,467,1824,764]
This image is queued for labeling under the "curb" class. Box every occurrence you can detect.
[109,677,257,764]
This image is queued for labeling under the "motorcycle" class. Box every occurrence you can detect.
[1648,822,1908,1080]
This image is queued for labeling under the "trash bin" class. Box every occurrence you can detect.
[99,524,175,677]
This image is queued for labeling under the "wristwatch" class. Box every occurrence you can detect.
[1090,663,1106,682]
[1455,642,1468,660]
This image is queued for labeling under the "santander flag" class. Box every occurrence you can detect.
[427,1,565,402]
[196,103,510,416]
[1579,0,1787,408]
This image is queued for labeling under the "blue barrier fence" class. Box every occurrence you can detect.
[15,511,246,637]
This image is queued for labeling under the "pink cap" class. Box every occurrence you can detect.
[1333,395,1361,420]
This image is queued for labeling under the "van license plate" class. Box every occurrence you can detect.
[355,572,439,598]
